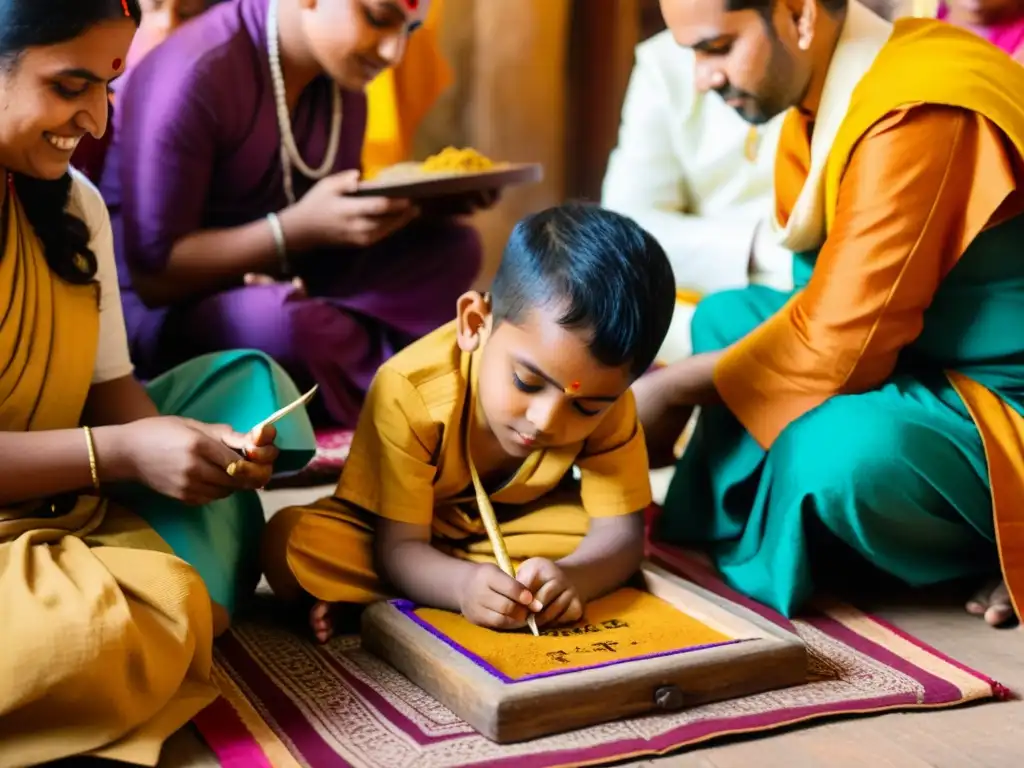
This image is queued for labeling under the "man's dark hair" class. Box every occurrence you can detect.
[726,0,847,15]
[490,203,675,380]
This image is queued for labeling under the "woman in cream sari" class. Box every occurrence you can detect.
[0,2,315,765]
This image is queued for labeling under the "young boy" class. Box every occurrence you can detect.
[263,203,676,642]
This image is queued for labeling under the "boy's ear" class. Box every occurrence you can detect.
[456,291,492,353]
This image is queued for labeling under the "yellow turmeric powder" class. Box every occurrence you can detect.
[414,588,737,681]
[420,146,496,173]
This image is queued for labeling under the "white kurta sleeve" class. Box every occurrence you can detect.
[68,169,135,385]
[600,45,757,295]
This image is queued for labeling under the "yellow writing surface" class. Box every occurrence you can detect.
[413,588,738,681]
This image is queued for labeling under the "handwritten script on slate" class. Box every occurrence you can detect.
[413,588,739,681]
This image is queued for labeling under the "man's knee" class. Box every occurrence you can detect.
[769,395,933,538]
[773,397,895,485]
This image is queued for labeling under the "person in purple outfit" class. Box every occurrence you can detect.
[938,0,1024,62]
[101,0,487,427]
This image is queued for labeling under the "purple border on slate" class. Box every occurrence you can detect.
[390,599,750,684]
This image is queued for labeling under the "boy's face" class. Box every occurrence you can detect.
[458,295,634,459]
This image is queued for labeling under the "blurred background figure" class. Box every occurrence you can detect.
[600,30,790,365]
[101,0,488,428]
[938,0,1024,60]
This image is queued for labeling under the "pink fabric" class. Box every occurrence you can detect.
[192,698,275,768]
[938,3,1024,56]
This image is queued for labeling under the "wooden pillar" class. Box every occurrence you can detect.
[565,0,640,202]
[413,0,474,155]
[467,0,571,286]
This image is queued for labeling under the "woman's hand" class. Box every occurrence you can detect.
[222,423,279,486]
[280,170,419,250]
[98,417,278,505]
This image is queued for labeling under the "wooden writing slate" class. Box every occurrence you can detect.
[361,561,807,743]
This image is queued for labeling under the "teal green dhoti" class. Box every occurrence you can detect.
[121,350,316,614]
[660,288,1000,616]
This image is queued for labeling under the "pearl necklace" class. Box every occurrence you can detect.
[267,0,342,204]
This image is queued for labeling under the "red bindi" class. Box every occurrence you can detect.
[112,58,122,71]
[405,0,419,8]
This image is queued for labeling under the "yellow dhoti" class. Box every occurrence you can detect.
[263,491,589,604]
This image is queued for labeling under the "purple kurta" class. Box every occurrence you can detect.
[101,0,481,426]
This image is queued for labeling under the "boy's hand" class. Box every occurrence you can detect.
[515,558,584,627]
[458,563,543,630]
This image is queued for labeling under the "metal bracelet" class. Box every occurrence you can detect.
[266,211,290,276]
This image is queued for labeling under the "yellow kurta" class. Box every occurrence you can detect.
[0,194,216,766]
[264,320,652,604]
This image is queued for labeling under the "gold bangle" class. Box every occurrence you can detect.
[83,426,100,492]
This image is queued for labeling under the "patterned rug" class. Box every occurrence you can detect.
[192,545,1010,767]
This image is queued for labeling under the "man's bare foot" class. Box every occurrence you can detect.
[965,578,1017,627]
[310,601,336,643]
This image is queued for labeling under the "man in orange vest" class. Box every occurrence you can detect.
[636,0,1024,628]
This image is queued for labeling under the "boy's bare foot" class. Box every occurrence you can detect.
[965,578,1017,627]
[310,601,336,643]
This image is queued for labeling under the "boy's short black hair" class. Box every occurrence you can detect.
[491,203,675,380]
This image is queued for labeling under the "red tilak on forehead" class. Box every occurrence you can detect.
[404,0,419,8]
[112,58,123,70]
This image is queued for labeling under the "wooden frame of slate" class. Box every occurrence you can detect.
[361,560,808,743]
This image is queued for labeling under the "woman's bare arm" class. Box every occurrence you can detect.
[0,376,160,506]
[1,374,184,506]
[0,426,138,506]
[131,217,288,307]
[81,374,160,425]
